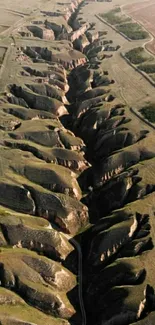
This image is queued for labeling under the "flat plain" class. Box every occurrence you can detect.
[80,0,155,112]
[123,0,155,55]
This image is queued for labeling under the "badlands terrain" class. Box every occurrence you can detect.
[1,0,155,324]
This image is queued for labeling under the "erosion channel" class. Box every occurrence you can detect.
[0,0,155,325]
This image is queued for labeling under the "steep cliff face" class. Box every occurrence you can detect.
[67,62,155,325]
[28,25,55,40]
[22,45,87,69]
[63,0,84,21]
[2,1,155,325]
[70,23,89,42]
[0,2,91,322]
[86,30,99,43]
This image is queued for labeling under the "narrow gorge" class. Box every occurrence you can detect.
[0,0,155,325]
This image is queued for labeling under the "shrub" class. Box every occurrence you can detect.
[138,64,155,74]
[117,23,148,40]
[125,47,147,65]
[141,104,155,122]
[100,8,130,25]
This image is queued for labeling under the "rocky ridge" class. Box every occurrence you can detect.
[0,0,155,325]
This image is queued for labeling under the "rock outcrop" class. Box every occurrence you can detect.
[1,0,155,325]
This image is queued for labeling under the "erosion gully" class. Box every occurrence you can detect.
[1,1,155,325]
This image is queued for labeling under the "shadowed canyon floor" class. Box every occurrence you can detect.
[1,0,155,325]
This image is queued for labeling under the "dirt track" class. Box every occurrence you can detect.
[80,0,155,113]
[123,0,155,55]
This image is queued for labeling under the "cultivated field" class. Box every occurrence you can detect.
[80,0,155,113]
[1,1,155,325]
[123,0,155,54]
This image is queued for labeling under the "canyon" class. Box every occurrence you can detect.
[0,0,155,325]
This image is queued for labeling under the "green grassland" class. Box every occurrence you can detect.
[117,22,148,40]
[100,7,131,26]
[125,47,149,65]
[100,8,148,40]
[138,63,155,74]
[140,103,155,123]
[125,47,155,84]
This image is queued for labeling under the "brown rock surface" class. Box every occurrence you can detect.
[2,0,155,324]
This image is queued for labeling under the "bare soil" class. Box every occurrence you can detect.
[123,0,155,54]
[80,0,155,112]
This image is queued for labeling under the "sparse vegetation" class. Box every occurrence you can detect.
[125,48,155,82]
[125,47,148,65]
[100,7,131,26]
[2,1,155,325]
[100,8,148,40]
[138,63,155,74]
[141,103,155,122]
[117,22,148,40]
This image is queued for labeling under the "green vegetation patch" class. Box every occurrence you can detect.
[100,8,148,40]
[125,47,148,65]
[100,7,131,25]
[140,103,155,122]
[117,22,148,40]
[138,63,155,74]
